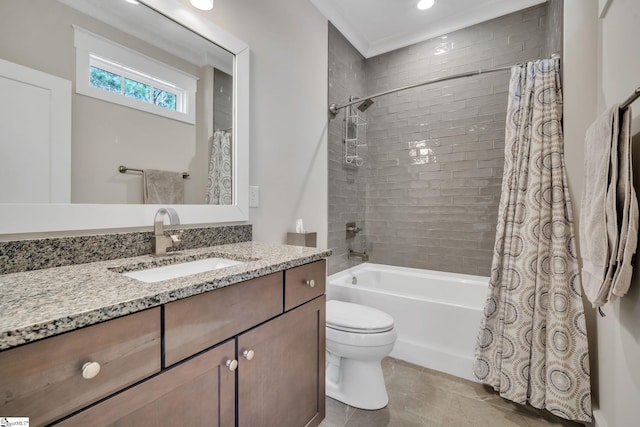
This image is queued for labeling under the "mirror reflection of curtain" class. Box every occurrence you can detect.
[206,129,232,204]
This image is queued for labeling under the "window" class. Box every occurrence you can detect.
[73,26,197,124]
[89,57,178,111]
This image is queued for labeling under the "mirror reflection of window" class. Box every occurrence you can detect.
[0,0,235,205]
[90,66,179,111]
[74,26,198,124]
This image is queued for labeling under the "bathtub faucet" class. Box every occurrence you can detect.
[349,250,369,262]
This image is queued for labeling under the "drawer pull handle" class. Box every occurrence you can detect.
[306,279,315,288]
[243,350,255,361]
[82,362,101,380]
[226,359,238,371]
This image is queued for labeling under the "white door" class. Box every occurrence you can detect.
[0,58,71,203]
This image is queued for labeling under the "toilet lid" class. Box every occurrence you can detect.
[326,300,394,333]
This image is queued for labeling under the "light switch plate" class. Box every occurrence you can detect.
[249,186,259,207]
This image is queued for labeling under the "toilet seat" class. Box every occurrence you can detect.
[326,300,394,333]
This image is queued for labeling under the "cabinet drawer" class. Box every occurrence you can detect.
[57,340,236,427]
[284,260,326,311]
[0,307,161,427]
[164,273,283,366]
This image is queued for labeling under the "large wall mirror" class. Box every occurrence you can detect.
[0,0,249,235]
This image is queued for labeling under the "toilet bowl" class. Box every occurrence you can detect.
[325,300,397,410]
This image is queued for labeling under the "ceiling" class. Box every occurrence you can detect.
[59,0,234,73]
[310,0,547,58]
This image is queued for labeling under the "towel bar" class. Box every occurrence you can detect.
[118,165,189,179]
[621,87,640,110]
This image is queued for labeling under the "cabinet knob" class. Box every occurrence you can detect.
[306,279,315,288]
[242,350,255,361]
[226,359,238,371]
[82,362,101,380]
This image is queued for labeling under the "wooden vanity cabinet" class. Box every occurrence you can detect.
[0,259,326,427]
[162,260,326,427]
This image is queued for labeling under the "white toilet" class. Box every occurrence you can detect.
[325,300,397,410]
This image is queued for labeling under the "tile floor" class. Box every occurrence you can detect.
[319,358,585,427]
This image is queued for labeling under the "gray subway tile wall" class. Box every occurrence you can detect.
[544,0,563,58]
[328,23,369,275]
[328,3,556,276]
[214,69,233,130]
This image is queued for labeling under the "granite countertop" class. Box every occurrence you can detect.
[0,242,331,351]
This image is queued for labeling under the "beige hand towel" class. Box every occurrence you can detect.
[601,107,620,303]
[579,106,619,307]
[143,169,184,204]
[610,107,638,300]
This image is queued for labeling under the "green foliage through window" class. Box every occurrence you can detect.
[89,66,177,112]
[124,78,150,102]
[154,88,177,110]
[90,66,121,94]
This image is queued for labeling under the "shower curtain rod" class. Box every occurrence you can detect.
[329,63,515,116]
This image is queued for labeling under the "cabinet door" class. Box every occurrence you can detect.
[238,296,325,427]
[57,340,236,427]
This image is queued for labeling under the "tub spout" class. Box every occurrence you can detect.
[349,250,369,262]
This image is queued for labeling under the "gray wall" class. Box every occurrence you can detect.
[328,4,551,276]
[214,68,233,131]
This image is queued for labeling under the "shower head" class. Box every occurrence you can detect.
[357,98,374,112]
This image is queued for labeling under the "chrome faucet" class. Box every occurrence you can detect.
[151,208,182,256]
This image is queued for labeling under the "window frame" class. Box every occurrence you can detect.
[73,25,198,124]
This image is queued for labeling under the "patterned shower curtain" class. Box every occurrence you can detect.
[205,130,232,205]
[473,59,592,422]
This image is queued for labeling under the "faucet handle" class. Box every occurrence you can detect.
[170,230,183,248]
[346,222,362,236]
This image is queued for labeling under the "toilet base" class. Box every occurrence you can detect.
[326,354,389,410]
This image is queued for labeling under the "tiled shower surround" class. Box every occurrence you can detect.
[328,23,369,274]
[328,3,557,276]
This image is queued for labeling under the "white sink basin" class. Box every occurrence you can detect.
[123,257,243,283]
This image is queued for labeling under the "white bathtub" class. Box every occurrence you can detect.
[327,263,489,381]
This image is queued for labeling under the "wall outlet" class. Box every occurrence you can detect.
[249,186,259,208]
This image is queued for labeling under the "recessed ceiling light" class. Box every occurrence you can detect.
[417,0,435,10]
[124,0,140,4]
[190,0,214,11]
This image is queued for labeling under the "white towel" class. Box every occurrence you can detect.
[601,107,620,302]
[580,105,638,306]
[610,108,638,300]
[580,106,618,307]
[143,169,184,204]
